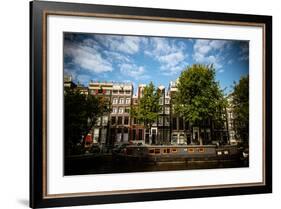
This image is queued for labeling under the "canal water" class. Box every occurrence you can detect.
[65,156,248,176]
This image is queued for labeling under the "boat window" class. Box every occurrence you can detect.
[198,148,205,152]
[172,148,178,153]
[149,149,155,154]
[163,149,167,154]
[155,149,161,154]
[188,148,195,153]
[167,148,170,153]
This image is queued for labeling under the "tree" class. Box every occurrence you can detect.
[173,64,227,145]
[64,88,110,155]
[231,75,249,146]
[131,82,160,144]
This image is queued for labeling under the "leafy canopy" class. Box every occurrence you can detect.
[131,82,161,129]
[64,88,110,154]
[173,64,226,124]
[231,75,249,143]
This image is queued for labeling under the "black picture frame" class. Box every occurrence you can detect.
[30,1,272,208]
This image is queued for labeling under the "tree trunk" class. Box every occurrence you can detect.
[199,125,203,145]
[190,123,193,145]
[204,120,206,145]
[210,119,213,143]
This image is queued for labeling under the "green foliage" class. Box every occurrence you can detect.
[174,64,226,123]
[64,88,110,155]
[173,64,227,144]
[131,82,160,129]
[231,75,249,145]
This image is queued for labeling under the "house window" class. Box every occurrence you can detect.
[118,107,124,114]
[119,90,124,94]
[165,117,170,126]
[102,116,108,125]
[158,116,163,125]
[125,90,131,94]
[125,98,130,104]
[93,129,99,142]
[111,117,116,125]
[185,121,189,130]
[172,117,177,130]
[117,117,123,125]
[119,98,124,104]
[105,90,110,95]
[132,129,136,141]
[117,128,122,142]
[112,107,117,114]
[113,90,118,94]
[138,129,143,141]
[165,98,170,104]
[124,116,129,125]
[172,134,178,143]
[125,108,130,113]
[96,117,101,126]
[165,107,170,114]
[179,117,184,130]
[113,98,118,104]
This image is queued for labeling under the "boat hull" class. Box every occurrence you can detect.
[114,145,242,163]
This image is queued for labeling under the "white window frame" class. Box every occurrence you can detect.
[119,107,124,114]
[113,98,118,104]
[125,98,130,104]
[119,98,124,104]
[165,107,170,114]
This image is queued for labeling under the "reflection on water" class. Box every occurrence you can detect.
[65,157,248,176]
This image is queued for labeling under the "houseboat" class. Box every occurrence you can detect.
[113,144,243,163]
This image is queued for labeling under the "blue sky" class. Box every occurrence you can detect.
[64,32,249,95]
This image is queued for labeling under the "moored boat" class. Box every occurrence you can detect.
[113,144,242,163]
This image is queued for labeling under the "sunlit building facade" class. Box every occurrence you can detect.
[64,78,233,147]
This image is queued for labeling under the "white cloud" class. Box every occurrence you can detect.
[194,40,212,55]
[158,52,185,67]
[239,55,249,61]
[95,35,144,54]
[192,39,229,70]
[119,63,149,79]
[76,74,91,84]
[227,59,233,65]
[64,41,113,73]
[64,68,78,80]
[209,40,230,50]
[103,51,131,63]
[238,43,249,61]
[161,61,188,76]
[145,37,188,75]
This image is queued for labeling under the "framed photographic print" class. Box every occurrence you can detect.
[30,0,272,208]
